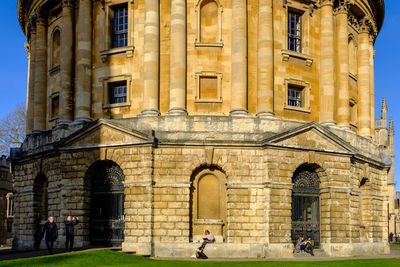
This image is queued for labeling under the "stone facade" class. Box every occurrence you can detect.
[13,0,394,258]
[0,156,13,246]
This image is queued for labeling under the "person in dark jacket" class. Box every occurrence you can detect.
[43,216,58,254]
[65,216,79,251]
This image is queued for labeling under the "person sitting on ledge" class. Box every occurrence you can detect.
[198,230,214,251]
[304,236,314,256]
[294,236,306,253]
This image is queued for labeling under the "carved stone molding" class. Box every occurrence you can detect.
[348,13,359,31]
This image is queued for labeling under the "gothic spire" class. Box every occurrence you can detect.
[389,116,395,136]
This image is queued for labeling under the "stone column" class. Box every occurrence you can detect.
[33,14,47,132]
[335,2,350,128]
[75,0,92,123]
[59,0,75,125]
[168,0,186,115]
[141,0,160,116]
[26,21,36,134]
[369,37,375,137]
[319,0,336,125]
[257,0,274,117]
[230,0,248,116]
[358,19,371,137]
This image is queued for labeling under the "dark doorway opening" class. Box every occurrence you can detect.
[291,166,320,248]
[90,161,125,247]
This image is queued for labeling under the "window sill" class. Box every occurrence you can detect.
[195,42,224,48]
[103,102,131,109]
[195,98,223,104]
[282,49,313,67]
[100,46,135,62]
[49,116,59,123]
[350,122,358,128]
[284,105,311,114]
[349,73,358,82]
[48,65,60,75]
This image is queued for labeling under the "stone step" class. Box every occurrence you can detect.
[293,249,327,257]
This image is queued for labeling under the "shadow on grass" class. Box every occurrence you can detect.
[0,250,399,267]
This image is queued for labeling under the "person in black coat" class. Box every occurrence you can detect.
[65,216,79,251]
[43,216,58,254]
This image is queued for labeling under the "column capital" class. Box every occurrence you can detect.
[62,0,76,8]
[319,0,333,8]
[334,0,349,15]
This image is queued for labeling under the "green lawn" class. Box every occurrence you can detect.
[0,250,399,267]
[390,243,400,247]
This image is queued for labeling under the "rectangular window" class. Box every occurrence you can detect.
[112,4,128,48]
[288,11,302,53]
[288,86,303,107]
[51,95,59,118]
[109,81,127,104]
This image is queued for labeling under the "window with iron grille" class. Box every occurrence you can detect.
[288,11,302,53]
[109,81,127,104]
[112,5,128,48]
[288,86,303,107]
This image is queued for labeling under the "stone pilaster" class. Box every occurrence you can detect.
[75,0,92,123]
[33,14,47,132]
[369,37,375,137]
[335,1,350,128]
[141,0,160,117]
[319,0,335,125]
[26,19,36,134]
[257,0,274,117]
[168,0,187,116]
[59,0,75,125]
[358,18,371,137]
[230,0,248,116]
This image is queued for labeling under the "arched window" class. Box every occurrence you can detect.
[195,0,223,46]
[190,167,226,242]
[348,36,357,76]
[52,29,60,68]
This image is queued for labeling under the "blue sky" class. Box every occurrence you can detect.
[0,1,399,191]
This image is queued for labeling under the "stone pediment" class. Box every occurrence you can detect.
[264,122,357,154]
[59,119,154,149]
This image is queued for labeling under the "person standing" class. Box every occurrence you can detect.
[43,217,58,254]
[65,216,79,252]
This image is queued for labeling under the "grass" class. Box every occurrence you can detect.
[0,250,399,267]
[390,243,400,247]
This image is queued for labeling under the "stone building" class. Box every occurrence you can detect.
[13,0,393,258]
[0,156,13,246]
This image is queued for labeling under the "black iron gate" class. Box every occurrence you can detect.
[291,169,320,248]
[90,162,125,247]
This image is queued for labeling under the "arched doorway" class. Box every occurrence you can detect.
[291,166,320,247]
[90,161,125,247]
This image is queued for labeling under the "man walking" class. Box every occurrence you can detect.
[65,216,79,252]
[43,217,58,254]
